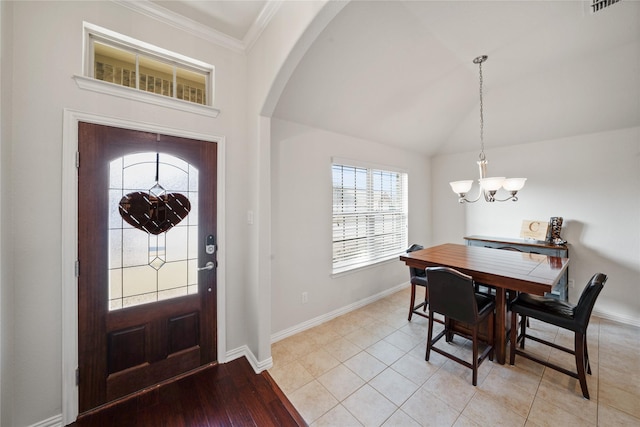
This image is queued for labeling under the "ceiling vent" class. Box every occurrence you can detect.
[591,0,622,13]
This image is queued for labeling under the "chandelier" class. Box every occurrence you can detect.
[449,55,526,203]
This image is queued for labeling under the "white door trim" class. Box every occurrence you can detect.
[61,108,227,424]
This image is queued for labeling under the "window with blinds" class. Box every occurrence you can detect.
[591,0,621,13]
[332,162,408,274]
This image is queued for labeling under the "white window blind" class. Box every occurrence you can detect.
[591,0,621,13]
[332,163,408,274]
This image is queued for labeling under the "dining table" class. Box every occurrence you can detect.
[399,243,569,364]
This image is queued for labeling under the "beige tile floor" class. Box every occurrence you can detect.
[269,286,640,426]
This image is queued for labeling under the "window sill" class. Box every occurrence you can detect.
[331,255,400,278]
[73,75,220,118]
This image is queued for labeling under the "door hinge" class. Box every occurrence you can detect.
[76,151,80,168]
[76,367,80,386]
[75,260,80,277]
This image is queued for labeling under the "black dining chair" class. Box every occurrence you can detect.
[406,244,428,321]
[509,273,607,399]
[425,267,495,386]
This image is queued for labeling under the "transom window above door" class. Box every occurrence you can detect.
[75,22,219,117]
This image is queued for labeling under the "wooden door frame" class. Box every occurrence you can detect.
[61,109,227,425]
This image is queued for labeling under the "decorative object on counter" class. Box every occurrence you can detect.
[449,55,527,203]
[549,216,566,245]
[520,220,549,241]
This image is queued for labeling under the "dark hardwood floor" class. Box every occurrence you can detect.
[69,357,306,427]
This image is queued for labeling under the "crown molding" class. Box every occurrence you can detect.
[244,0,284,52]
[113,0,253,53]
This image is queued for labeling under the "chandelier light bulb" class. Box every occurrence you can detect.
[479,177,506,192]
[502,178,527,192]
[450,180,473,195]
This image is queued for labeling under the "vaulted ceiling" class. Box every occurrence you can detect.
[149,0,640,156]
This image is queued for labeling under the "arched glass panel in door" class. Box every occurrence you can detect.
[108,152,199,310]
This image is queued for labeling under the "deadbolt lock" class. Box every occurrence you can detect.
[205,234,216,255]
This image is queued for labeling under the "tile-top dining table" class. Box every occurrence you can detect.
[399,243,569,364]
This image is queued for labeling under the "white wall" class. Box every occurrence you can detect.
[246,0,342,364]
[270,118,430,334]
[432,127,640,324]
[5,2,250,425]
[0,2,14,425]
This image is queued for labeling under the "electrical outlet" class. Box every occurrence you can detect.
[302,292,308,304]
[569,279,575,289]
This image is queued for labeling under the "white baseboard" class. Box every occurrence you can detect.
[225,344,250,363]
[28,414,63,427]
[593,309,640,328]
[225,344,272,373]
[236,282,410,378]
[271,282,409,344]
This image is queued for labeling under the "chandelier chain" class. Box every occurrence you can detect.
[478,59,485,161]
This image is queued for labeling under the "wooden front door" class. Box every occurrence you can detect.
[77,122,217,413]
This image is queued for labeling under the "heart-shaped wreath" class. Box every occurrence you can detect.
[119,191,191,235]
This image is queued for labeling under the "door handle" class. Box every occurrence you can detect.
[198,261,215,271]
